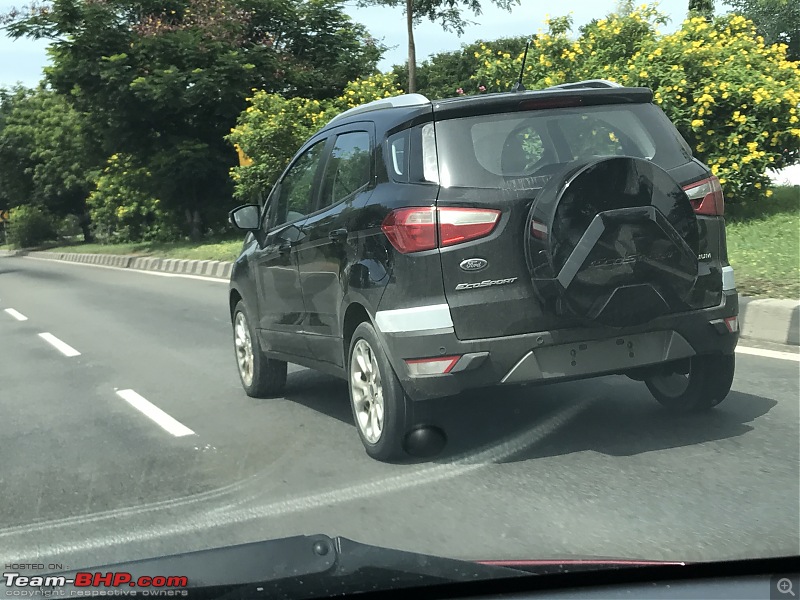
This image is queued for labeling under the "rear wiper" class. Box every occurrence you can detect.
[24,535,528,600]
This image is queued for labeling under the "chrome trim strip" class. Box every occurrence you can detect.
[722,266,735,291]
[501,351,535,384]
[375,304,453,334]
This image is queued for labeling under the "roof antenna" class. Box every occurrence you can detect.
[511,41,530,93]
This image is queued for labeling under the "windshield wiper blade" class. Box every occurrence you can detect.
[27,535,528,600]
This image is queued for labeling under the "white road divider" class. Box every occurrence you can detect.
[38,332,81,357]
[116,389,196,437]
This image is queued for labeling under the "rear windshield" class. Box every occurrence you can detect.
[428,103,692,189]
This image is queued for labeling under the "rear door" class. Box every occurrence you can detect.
[430,99,717,340]
[295,126,374,367]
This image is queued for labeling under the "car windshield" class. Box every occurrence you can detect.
[1,0,798,596]
[433,104,692,189]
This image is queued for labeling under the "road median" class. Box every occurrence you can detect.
[17,249,234,279]
[5,249,798,346]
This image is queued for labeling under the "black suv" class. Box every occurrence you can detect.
[228,80,739,461]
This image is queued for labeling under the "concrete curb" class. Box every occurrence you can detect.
[4,250,798,346]
[21,250,234,281]
[739,297,800,346]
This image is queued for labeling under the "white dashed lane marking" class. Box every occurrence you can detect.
[736,345,800,362]
[116,389,196,437]
[38,332,81,357]
[4,308,28,321]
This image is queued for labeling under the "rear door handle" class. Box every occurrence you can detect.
[329,228,348,243]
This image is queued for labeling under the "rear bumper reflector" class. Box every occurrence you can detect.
[711,316,739,334]
[405,356,461,376]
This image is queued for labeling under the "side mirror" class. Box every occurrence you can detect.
[229,204,261,231]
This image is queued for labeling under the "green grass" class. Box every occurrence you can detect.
[726,184,800,221]
[726,210,799,299]
[45,239,243,262]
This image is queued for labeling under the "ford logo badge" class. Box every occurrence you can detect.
[459,258,488,272]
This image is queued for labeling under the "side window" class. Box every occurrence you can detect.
[273,140,326,228]
[387,131,409,182]
[319,131,372,208]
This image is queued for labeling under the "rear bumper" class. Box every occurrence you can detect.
[379,290,739,401]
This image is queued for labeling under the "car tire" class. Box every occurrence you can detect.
[347,321,410,462]
[645,353,735,412]
[233,300,287,398]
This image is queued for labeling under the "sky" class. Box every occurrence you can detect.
[0,0,732,89]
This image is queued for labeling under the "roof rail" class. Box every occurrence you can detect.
[547,79,623,90]
[326,93,431,126]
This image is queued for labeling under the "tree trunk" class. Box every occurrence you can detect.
[406,0,417,93]
[187,181,202,241]
[79,213,94,243]
[186,209,202,242]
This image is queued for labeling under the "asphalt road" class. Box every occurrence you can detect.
[1,255,798,571]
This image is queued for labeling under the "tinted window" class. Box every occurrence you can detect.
[558,112,653,160]
[434,103,692,189]
[387,131,408,182]
[273,140,326,227]
[320,131,371,208]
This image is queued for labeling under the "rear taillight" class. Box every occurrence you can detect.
[683,176,725,216]
[381,207,437,253]
[438,207,501,247]
[381,207,501,254]
[405,355,461,375]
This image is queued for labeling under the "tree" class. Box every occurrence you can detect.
[725,0,799,60]
[391,35,528,98]
[359,0,519,93]
[228,72,403,201]
[0,87,100,240]
[0,88,36,211]
[2,0,384,240]
[688,0,714,19]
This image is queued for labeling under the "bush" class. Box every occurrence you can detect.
[726,184,800,220]
[56,214,83,238]
[228,73,403,200]
[87,154,179,242]
[6,205,56,248]
[471,5,800,208]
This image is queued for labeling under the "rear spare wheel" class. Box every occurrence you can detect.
[525,156,700,328]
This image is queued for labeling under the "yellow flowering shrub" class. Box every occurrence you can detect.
[472,5,800,204]
[87,153,171,241]
[228,73,403,200]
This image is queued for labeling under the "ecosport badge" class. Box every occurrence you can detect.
[455,277,518,291]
